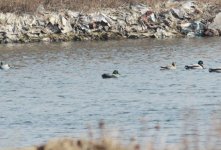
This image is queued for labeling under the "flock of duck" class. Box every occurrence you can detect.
[1,61,221,79]
[101,60,221,79]
[160,60,205,70]
[160,60,221,73]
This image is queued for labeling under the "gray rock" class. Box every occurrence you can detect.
[125,14,138,25]
[90,13,111,27]
[42,37,51,42]
[139,10,156,24]
[154,27,179,39]
[66,11,80,18]
[0,1,219,43]
[6,33,19,42]
[46,22,61,34]
[140,32,153,38]
[36,4,45,14]
[171,8,186,19]
[130,4,149,15]
[204,28,220,36]
[127,32,140,39]
[187,31,195,37]
[191,21,206,36]
[208,12,221,30]
[180,21,206,36]
[182,1,196,13]
[59,16,72,33]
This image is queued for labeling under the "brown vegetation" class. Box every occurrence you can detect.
[21,119,221,150]
[0,0,147,13]
[0,0,220,14]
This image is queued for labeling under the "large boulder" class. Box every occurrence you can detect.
[171,8,186,19]
[204,12,221,36]
[182,1,197,13]
[154,28,177,38]
[180,21,206,37]
[208,12,221,30]
[59,16,73,33]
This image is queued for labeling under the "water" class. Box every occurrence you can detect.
[0,38,221,148]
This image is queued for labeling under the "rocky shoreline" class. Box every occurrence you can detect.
[0,1,220,44]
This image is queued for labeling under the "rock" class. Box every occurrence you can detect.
[6,33,19,42]
[90,13,111,27]
[35,19,46,27]
[48,13,60,25]
[0,31,6,36]
[180,21,206,36]
[107,31,124,39]
[182,1,196,13]
[127,32,140,39]
[59,16,73,33]
[130,25,144,32]
[171,8,186,19]
[187,32,195,37]
[79,15,91,27]
[204,28,220,36]
[208,12,221,30]
[42,37,51,42]
[191,21,206,36]
[149,13,157,22]
[139,10,156,24]
[46,22,61,34]
[66,10,80,18]
[5,13,18,24]
[140,32,153,38]
[154,28,178,38]
[125,14,139,25]
[0,1,219,43]
[36,4,45,14]
[154,28,168,38]
[130,4,149,15]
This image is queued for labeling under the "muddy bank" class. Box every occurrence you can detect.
[0,1,220,43]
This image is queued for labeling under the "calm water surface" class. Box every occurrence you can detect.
[0,38,221,148]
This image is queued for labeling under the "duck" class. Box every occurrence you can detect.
[160,62,176,70]
[102,70,120,79]
[185,60,204,69]
[0,62,10,70]
[209,68,221,73]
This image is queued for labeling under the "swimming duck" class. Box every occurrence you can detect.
[209,68,221,73]
[160,62,176,70]
[102,70,120,79]
[0,62,10,70]
[185,60,204,69]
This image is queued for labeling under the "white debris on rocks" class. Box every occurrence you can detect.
[0,1,220,43]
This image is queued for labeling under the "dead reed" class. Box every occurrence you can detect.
[0,0,146,13]
[30,118,221,150]
[0,0,220,14]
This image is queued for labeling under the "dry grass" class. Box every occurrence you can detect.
[5,0,200,13]
[0,0,220,14]
[21,119,221,150]
[0,0,147,13]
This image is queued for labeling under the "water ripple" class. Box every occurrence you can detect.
[0,38,221,148]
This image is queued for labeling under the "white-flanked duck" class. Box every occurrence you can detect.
[209,68,221,73]
[160,62,176,70]
[102,70,120,79]
[185,60,204,69]
[0,62,10,70]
